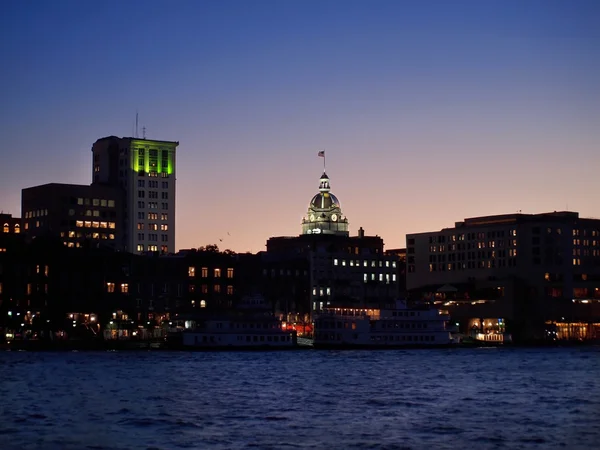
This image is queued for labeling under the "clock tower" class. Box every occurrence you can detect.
[301,172,349,236]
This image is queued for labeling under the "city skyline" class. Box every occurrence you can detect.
[1,0,599,253]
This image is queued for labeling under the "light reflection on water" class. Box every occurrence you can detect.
[0,347,598,450]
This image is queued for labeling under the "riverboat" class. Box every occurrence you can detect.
[167,294,298,350]
[312,299,455,349]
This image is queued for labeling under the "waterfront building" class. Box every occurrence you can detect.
[21,183,123,249]
[91,136,179,254]
[0,237,242,342]
[265,170,400,322]
[0,213,21,236]
[406,211,600,341]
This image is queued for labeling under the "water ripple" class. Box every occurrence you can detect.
[0,347,598,449]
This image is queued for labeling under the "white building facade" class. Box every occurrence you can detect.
[92,136,179,254]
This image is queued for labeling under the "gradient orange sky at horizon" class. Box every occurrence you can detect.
[1,0,599,254]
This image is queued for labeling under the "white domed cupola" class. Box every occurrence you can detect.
[302,172,349,236]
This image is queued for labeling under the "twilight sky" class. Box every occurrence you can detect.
[1,0,599,253]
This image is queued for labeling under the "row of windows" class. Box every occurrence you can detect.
[2,224,20,233]
[427,230,515,244]
[263,269,308,277]
[194,334,292,345]
[137,223,168,231]
[136,202,169,210]
[429,249,515,262]
[428,240,518,253]
[136,233,168,242]
[106,282,233,295]
[75,221,116,229]
[24,209,49,218]
[427,259,517,272]
[135,245,168,253]
[140,212,169,220]
[137,180,169,189]
[68,209,117,219]
[137,191,169,199]
[334,259,397,268]
[61,231,115,240]
[137,171,169,178]
[572,239,600,247]
[189,285,234,294]
[363,273,397,283]
[188,267,234,278]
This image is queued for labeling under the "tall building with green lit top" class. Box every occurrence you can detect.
[91,136,179,254]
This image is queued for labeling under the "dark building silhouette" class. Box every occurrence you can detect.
[22,183,123,250]
[407,211,600,341]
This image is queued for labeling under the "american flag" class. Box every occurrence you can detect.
[318,150,325,157]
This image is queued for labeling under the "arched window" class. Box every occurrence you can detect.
[3,223,8,233]
[200,300,207,308]
[14,224,20,234]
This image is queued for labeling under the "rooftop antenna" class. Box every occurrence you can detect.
[142,126,146,140]
[135,111,139,138]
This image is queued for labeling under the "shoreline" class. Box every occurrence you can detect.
[1,339,598,352]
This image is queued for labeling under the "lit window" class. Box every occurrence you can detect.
[84,221,92,228]
[334,259,338,266]
[214,268,221,278]
[227,268,234,278]
[2,224,8,233]
[108,222,116,229]
[14,224,20,234]
[121,283,129,293]
[227,285,233,295]
[201,267,208,277]
[214,285,221,293]
[107,282,115,293]
[200,300,206,308]
[188,267,195,277]
[76,221,84,227]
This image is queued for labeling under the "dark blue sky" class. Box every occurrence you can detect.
[1,0,599,252]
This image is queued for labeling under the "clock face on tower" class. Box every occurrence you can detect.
[331,213,338,222]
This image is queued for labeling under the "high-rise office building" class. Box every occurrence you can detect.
[91,136,179,254]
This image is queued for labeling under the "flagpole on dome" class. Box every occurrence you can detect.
[318,149,325,171]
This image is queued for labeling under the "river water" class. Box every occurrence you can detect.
[0,347,598,450]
